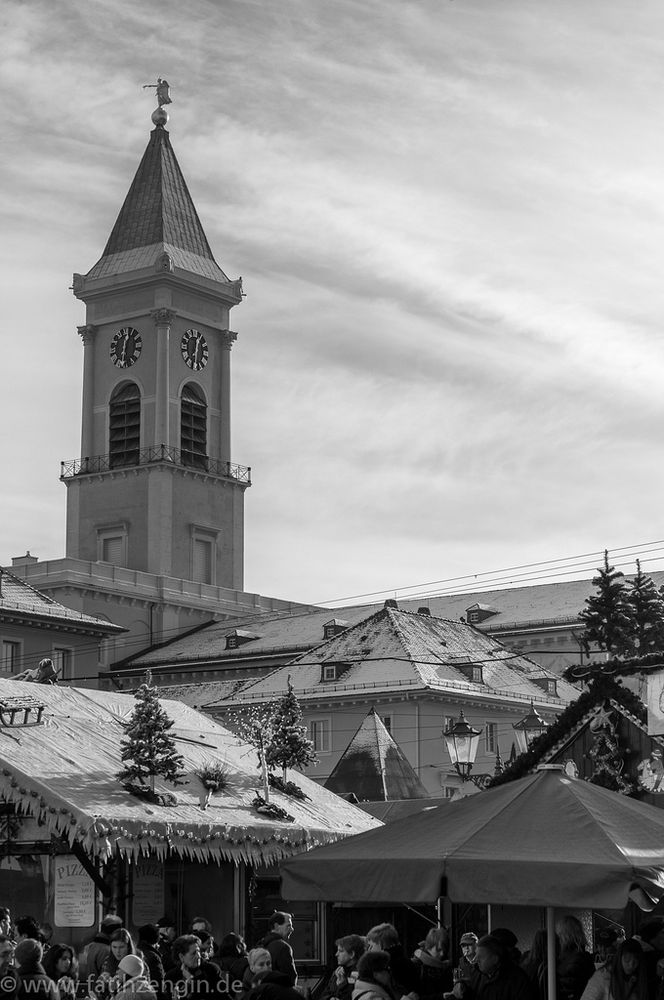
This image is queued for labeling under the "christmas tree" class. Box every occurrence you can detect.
[579,550,635,658]
[265,679,317,779]
[116,672,186,792]
[625,559,664,655]
[587,723,632,795]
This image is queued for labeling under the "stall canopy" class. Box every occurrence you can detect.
[281,765,664,909]
[0,680,380,865]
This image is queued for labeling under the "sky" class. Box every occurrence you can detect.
[3,0,664,607]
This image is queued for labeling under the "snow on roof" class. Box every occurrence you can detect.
[0,570,124,633]
[0,681,380,865]
[218,606,579,709]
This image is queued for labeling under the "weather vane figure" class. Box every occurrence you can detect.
[143,77,172,127]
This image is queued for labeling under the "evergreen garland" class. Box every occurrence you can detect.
[488,676,646,788]
[579,550,635,658]
[116,672,186,793]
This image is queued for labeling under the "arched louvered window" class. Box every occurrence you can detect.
[109,382,140,468]
[181,383,207,469]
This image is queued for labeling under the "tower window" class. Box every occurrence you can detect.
[109,382,140,468]
[181,383,207,469]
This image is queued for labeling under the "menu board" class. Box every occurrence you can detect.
[54,856,96,927]
[132,859,164,925]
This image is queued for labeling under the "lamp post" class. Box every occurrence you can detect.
[443,710,483,784]
[512,701,548,754]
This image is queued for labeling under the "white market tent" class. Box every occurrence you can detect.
[0,680,380,865]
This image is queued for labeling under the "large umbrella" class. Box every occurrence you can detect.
[281,767,664,999]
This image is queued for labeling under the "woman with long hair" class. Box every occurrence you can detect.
[43,945,79,1000]
[557,917,594,1000]
[580,939,648,1000]
[97,929,139,1000]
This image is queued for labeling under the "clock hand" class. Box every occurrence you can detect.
[121,331,129,362]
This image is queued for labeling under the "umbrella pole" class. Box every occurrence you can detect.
[546,906,557,1000]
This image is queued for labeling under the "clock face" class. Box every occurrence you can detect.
[110,327,142,368]
[181,329,209,371]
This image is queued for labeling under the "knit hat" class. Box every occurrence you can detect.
[101,915,123,932]
[15,940,43,967]
[118,955,144,979]
[460,932,478,945]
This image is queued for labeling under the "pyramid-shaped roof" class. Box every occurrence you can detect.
[219,604,579,708]
[86,126,232,285]
[324,708,429,801]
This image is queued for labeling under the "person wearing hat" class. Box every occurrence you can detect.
[80,914,124,985]
[14,940,58,1000]
[452,935,535,1000]
[136,925,164,988]
[114,955,156,1000]
[458,934,478,981]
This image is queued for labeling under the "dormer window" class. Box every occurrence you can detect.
[320,661,350,683]
[455,661,484,685]
[465,603,499,625]
[225,629,259,651]
[532,677,557,697]
[323,619,349,640]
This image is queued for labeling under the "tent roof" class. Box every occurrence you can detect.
[281,766,664,909]
[0,681,379,865]
[324,708,429,801]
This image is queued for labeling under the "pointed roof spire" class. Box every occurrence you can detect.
[84,121,238,292]
[324,708,429,801]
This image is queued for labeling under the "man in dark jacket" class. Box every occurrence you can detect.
[454,935,536,1000]
[258,914,297,988]
[137,925,165,992]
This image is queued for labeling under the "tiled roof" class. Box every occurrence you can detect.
[215,606,579,708]
[88,126,230,283]
[324,708,429,801]
[0,570,124,633]
[122,571,664,673]
[154,679,250,708]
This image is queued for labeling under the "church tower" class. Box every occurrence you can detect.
[64,99,248,589]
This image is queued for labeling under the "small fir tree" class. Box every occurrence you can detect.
[579,550,635,658]
[116,672,186,792]
[265,679,317,779]
[625,560,664,655]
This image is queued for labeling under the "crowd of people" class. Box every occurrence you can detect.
[1,908,663,1000]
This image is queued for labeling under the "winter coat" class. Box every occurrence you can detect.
[217,956,249,998]
[114,976,157,1000]
[460,961,537,1000]
[411,949,453,1000]
[137,945,164,994]
[164,960,221,1000]
[580,967,647,1000]
[247,972,301,1000]
[351,979,395,1000]
[320,963,358,1000]
[16,962,59,1000]
[83,936,112,982]
[558,951,595,1000]
[256,935,296,988]
[384,947,419,998]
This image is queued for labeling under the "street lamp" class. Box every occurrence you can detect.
[443,710,483,782]
[512,701,548,754]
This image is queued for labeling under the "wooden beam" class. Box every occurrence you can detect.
[70,841,112,896]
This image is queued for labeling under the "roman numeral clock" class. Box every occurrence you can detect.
[181,329,209,371]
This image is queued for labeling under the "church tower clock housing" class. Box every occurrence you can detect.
[64,113,249,589]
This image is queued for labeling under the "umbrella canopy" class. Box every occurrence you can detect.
[281,766,664,909]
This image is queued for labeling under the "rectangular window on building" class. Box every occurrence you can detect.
[0,641,20,674]
[192,538,213,584]
[310,718,330,753]
[381,714,392,734]
[485,722,497,754]
[97,524,128,566]
[443,714,456,735]
[52,648,73,682]
[101,536,123,564]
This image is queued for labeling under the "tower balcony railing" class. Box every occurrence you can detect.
[60,446,251,485]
